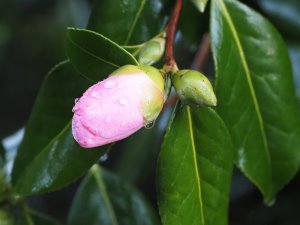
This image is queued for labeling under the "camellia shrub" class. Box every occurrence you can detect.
[1,0,300,224]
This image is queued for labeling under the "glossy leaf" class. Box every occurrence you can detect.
[191,0,209,12]
[179,0,209,48]
[112,108,171,184]
[211,0,300,202]
[68,165,159,225]
[157,104,233,225]
[12,61,108,196]
[65,28,138,81]
[88,0,166,45]
[258,0,300,40]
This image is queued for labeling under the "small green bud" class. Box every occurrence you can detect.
[171,69,217,107]
[138,37,165,65]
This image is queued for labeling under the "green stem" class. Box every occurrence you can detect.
[22,203,35,225]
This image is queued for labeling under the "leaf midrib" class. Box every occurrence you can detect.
[91,166,119,225]
[68,34,120,68]
[186,106,205,225]
[214,0,272,189]
[124,0,146,45]
[67,28,139,66]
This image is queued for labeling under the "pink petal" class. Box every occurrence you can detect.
[72,72,154,148]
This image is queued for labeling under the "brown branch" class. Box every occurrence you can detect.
[165,0,183,71]
[190,33,211,71]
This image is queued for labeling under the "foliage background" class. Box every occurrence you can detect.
[1,0,300,224]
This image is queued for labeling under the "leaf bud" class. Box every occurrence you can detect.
[171,69,217,107]
[138,37,165,65]
[72,65,164,148]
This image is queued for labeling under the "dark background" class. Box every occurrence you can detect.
[1,0,299,224]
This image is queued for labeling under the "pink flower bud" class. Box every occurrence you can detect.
[72,65,164,148]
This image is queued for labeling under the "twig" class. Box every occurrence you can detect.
[163,33,211,109]
[190,33,211,71]
[165,0,183,72]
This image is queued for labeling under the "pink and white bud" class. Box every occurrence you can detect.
[72,65,164,148]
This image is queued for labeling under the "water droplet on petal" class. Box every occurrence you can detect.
[91,91,98,97]
[104,80,117,88]
[144,120,155,129]
[74,98,79,103]
[119,97,128,106]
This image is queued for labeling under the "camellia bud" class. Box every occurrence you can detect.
[72,65,164,148]
[138,37,165,65]
[171,69,217,107]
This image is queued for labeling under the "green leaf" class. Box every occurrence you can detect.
[179,0,209,48]
[112,110,169,184]
[258,0,300,40]
[65,28,138,81]
[87,0,166,45]
[157,104,233,225]
[68,165,160,225]
[191,0,209,12]
[12,61,108,196]
[210,0,300,202]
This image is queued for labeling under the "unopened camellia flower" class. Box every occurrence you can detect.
[72,65,164,148]
[171,69,217,107]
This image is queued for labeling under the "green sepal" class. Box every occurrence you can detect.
[172,69,217,107]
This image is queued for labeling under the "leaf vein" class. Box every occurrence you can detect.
[186,106,205,225]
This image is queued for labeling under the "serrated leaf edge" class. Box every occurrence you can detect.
[67,27,139,67]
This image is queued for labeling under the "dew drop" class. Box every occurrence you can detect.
[119,97,128,106]
[100,153,109,162]
[74,98,79,103]
[91,91,98,97]
[144,120,155,129]
[104,80,117,88]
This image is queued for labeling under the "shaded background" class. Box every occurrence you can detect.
[1,0,300,224]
